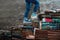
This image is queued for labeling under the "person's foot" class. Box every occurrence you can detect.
[23,17,31,23]
[31,12,38,20]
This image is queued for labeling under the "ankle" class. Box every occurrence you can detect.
[33,12,37,13]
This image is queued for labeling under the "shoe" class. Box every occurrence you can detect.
[31,12,38,20]
[23,17,31,23]
[26,18,32,22]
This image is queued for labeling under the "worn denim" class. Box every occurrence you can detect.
[24,0,40,18]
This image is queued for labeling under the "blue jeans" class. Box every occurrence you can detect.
[24,0,39,18]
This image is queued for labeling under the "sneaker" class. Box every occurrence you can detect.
[23,17,31,23]
[28,19,31,22]
[31,12,38,20]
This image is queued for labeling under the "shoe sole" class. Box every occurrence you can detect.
[23,22,32,26]
[23,22,31,24]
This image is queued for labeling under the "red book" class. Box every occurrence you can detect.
[45,18,52,22]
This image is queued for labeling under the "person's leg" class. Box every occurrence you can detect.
[33,0,39,13]
[31,0,39,20]
[23,1,32,23]
[24,1,32,19]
